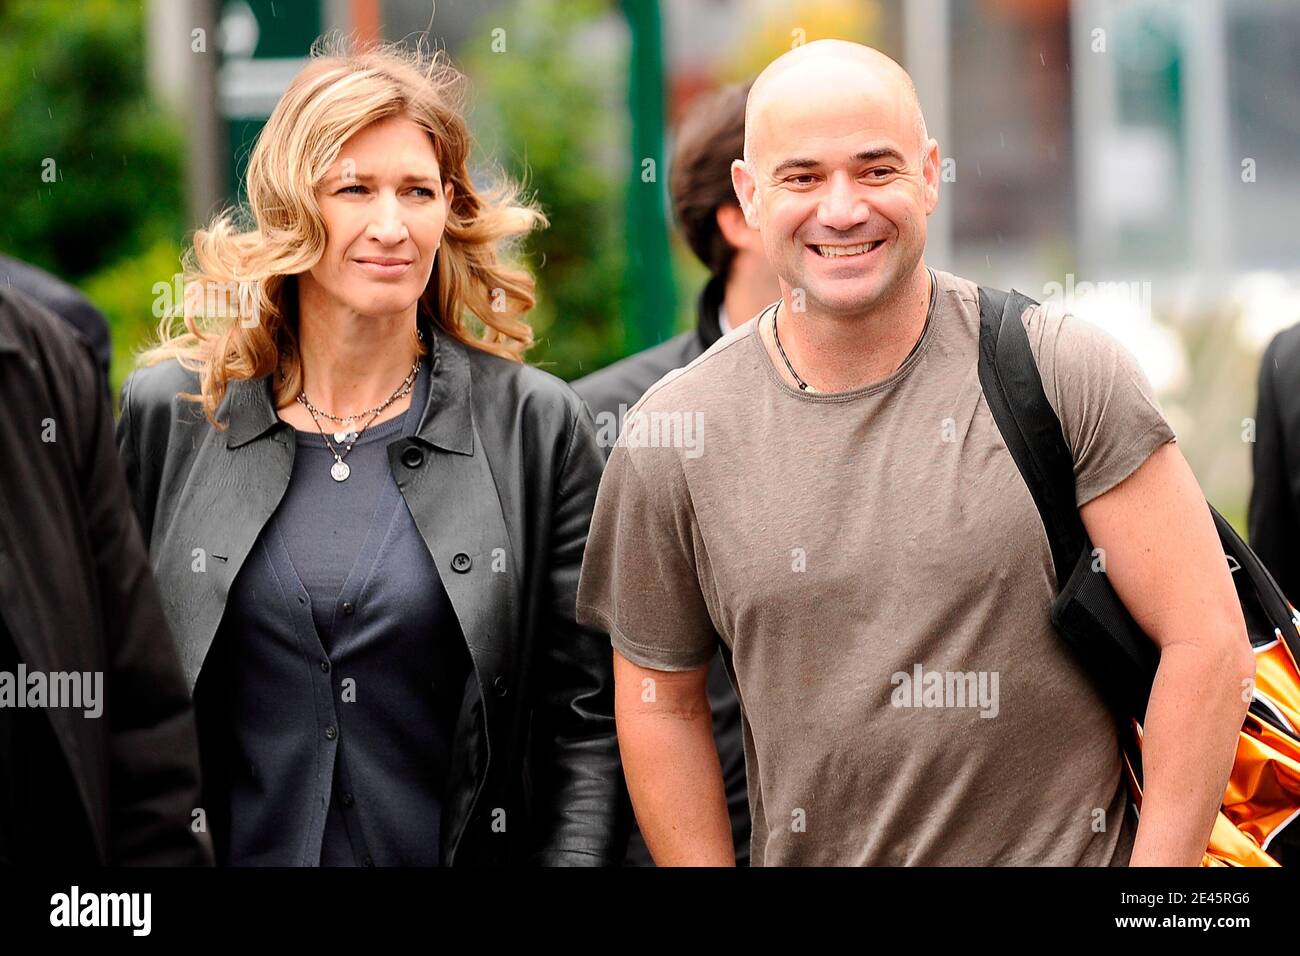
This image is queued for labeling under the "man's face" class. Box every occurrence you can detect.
[733,66,939,318]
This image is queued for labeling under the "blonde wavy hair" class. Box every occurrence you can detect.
[138,37,546,427]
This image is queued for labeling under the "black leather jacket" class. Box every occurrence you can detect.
[115,317,622,865]
[0,287,208,866]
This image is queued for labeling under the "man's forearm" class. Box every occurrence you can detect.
[1128,642,1252,866]
[617,703,734,866]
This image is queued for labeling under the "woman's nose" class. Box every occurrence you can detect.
[366,193,409,244]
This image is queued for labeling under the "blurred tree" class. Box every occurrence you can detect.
[0,0,183,278]
[0,0,185,402]
[462,0,630,380]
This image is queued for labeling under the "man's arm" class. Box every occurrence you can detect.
[1080,441,1255,867]
[613,652,734,866]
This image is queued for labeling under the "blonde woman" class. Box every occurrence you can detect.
[115,41,619,866]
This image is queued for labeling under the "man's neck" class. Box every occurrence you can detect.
[760,264,933,394]
[289,283,422,418]
[722,251,784,330]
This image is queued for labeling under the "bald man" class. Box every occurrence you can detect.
[577,41,1251,866]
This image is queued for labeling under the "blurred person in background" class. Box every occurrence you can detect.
[1248,326,1300,605]
[1,254,112,398]
[116,41,619,866]
[572,80,778,866]
[0,286,208,866]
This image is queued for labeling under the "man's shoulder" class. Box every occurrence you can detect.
[1264,321,1300,374]
[570,330,701,419]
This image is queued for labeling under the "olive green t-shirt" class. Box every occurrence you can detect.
[576,268,1176,866]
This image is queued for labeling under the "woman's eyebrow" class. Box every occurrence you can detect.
[326,170,441,185]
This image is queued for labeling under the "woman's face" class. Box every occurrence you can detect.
[302,115,453,320]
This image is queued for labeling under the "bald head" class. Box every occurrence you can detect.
[743,40,928,166]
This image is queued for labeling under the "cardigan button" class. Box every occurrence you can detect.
[451,552,472,573]
[401,446,425,468]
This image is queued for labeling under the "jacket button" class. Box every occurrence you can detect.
[320,659,330,673]
[325,725,338,740]
[451,552,471,573]
[493,675,509,697]
[341,792,354,808]
[401,446,425,468]
[342,602,355,616]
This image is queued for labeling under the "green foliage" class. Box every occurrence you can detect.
[79,239,185,406]
[463,0,631,380]
[0,0,186,399]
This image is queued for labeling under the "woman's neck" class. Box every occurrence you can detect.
[289,298,422,420]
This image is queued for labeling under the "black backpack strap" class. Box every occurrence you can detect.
[977,285,1159,724]
[976,286,1084,585]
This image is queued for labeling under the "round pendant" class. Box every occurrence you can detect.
[330,460,350,482]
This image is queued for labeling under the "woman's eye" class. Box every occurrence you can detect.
[338,184,367,195]
[410,187,436,198]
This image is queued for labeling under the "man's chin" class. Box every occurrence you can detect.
[795,281,890,318]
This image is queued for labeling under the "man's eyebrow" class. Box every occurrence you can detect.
[770,158,821,177]
[770,147,908,178]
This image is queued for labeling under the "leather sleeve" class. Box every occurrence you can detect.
[115,371,157,548]
[527,398,624,865]
[1249,332,1300,605]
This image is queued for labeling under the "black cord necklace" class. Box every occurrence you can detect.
[771,268,937,393]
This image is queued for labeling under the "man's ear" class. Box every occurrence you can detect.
[921,138,940,215]
[731,159,760,229]
[716,203,762,253]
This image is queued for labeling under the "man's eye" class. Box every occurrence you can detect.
[789,175,817,185]
[866,168,896,179]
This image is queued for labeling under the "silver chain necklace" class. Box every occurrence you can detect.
[296,358,420,482]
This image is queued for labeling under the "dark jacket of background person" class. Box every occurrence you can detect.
[0,287,210,866]
[115,316,622,866]
[1249,324,1300,605]
[0,254,112,390]
[572,275,752,866]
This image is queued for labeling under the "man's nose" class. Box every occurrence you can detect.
[816,172,870,232]
[366,192,409,245]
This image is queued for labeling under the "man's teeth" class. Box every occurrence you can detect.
[814,240,882,257]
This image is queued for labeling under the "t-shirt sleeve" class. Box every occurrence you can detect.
[1027,305,1178,506]
[576,439,719,672]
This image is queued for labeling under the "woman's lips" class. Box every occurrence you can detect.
[353,257,413,278]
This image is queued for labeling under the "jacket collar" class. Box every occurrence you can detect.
[224,313,474,456]
[695,273,725,353]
